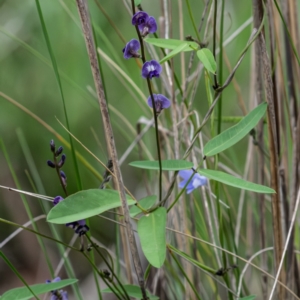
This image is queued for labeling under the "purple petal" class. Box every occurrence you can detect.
[157,94,171,108]
[179,169,194,180]
[132,11,149,26]
[142,60,162,79]
[139,16,157,36]
[178,170,207,194]
[123,39,140,59]
[147,94,171,113]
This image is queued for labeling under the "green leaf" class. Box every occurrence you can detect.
[129,160,193,170]
[138,207,167,268]
[134,0,142,5]
[198,169,275,194]
[0,279,77,300]
[160,43,190,64]
[204,102,268,156]
[145,38,198,51]
[130,195,157,217]
[47,189,135,224]
[238,296,256,300]
[196,48,217,74]
[102,284,159,300]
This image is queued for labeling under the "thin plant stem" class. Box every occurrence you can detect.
[74,1,148,298]
[130,1,163,202]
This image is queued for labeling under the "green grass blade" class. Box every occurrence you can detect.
[34,0,82,191]
[0,251,39,300]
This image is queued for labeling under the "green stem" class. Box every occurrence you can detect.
[169,248,202,300]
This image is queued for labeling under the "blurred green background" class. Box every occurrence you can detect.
[0,0,256,297]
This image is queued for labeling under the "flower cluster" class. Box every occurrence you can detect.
[46,277,68,300]
[53,196,90,236]
[178,170,207,194]
[123,10,170,115]
[47,140,89,236]
[47,140,67,188]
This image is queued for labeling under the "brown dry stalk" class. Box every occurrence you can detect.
[75,0,148,298]
[261,31,285,300]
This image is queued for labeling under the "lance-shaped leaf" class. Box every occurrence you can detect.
[129,160,193,170]
[197,48,217,74]
[138,207,167,268]
[47,189,135,224]
[0,279,77,300]
[145,37,198,51]
[160,43,190,64]
[198,169,275,193]
[204,102,268,156]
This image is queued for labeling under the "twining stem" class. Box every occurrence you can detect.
[131,2,163,202]
[75,1,148,299]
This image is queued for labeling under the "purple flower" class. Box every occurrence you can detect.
[53,196,90,236]
[147,94,171,114]
[123,39,141,59]
[66,219,90,236]
[132,11,157,37]
[142,60,162,79]
[178,170,207,194]
[132,11,149,26]
[46,277,68,300]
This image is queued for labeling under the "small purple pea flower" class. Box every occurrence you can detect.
[178,170,207,194]
[123,39,141,59]
[142,60,162,79]
[132,11,149,26]
[53,196,89,236]
[147,94,171,114]
[46,277,68,300]
[132,11,157,37]
[139,16,157,37]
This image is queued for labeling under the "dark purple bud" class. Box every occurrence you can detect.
[47,160,56,168]
[53,196,64,206]
[60,170,67,187]
[147,94,171,114]
[139,16,157,37]
[58,154,66,168]
[132,11,149,26]
[60,170,66,179]
[123,39,141,59]
[55,146,63,157]
[142,60,162,79]
[50,140,55,152]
